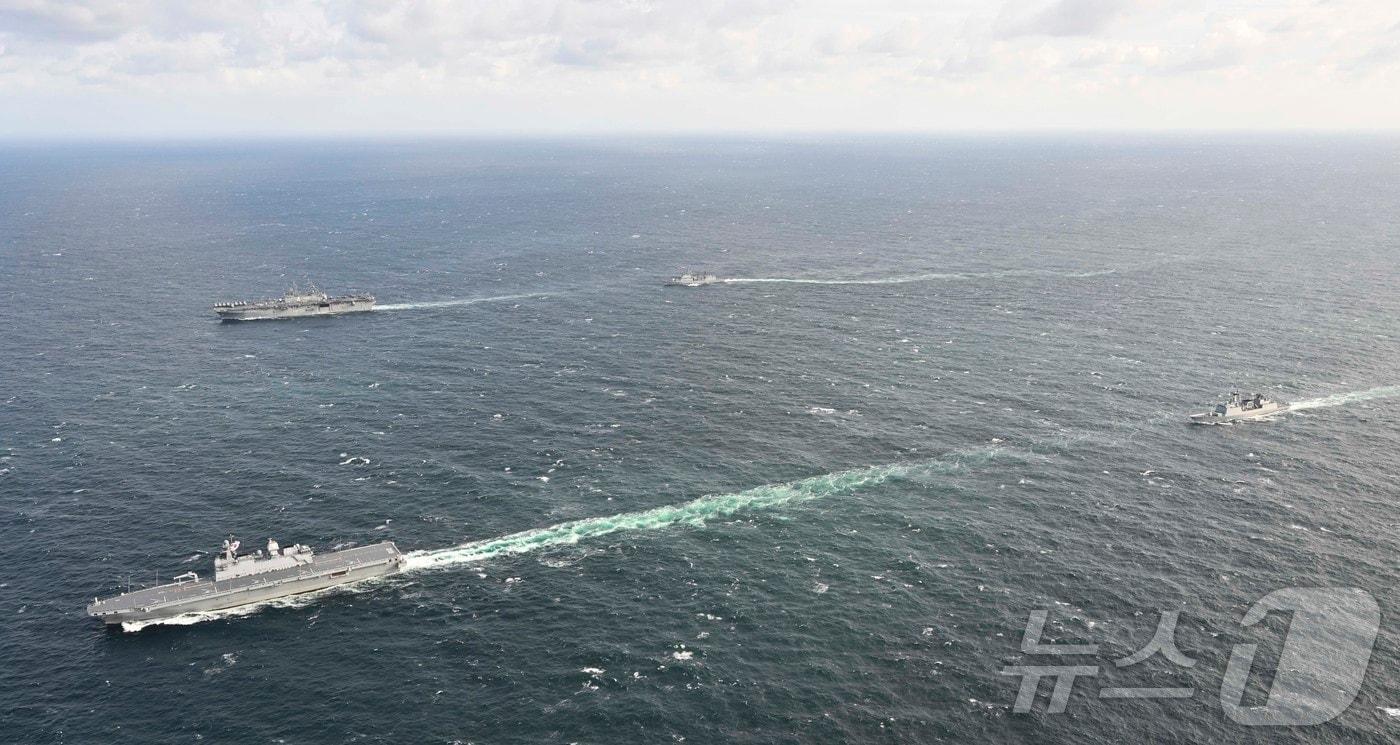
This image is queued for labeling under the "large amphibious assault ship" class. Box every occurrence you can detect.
[87,538,405,625]
[213,283,375,321]
[1189,392,1289,424]
[664,271,720,287]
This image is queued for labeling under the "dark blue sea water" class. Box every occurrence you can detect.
[2,136,1399,743]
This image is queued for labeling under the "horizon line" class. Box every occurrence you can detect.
[2,128,1400,145]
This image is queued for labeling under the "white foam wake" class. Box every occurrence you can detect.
[119,448,1016,630]
[119,580,383,632]
[374,292,548,312]
[720,257,1195,287]
[1290,385,1400,411]
[403,447,1014,572]
[722,267,1120,286]
[724,273,961,285]
[122,605,264,632]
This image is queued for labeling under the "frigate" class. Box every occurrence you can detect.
[664,271,720,287]
[87,537,406,625]
[1189,392,1289,424]
[213,283,375,321]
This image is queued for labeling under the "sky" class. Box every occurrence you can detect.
[1,0,1398,137]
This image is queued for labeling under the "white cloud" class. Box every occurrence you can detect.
[0,0,1397,135]
[1069,41,1161,69]
[995,0,1127,39]
[0,0,142,41]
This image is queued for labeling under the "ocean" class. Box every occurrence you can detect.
[2,135,1398,743]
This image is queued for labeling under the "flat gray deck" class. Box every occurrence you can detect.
[89,542,401,614]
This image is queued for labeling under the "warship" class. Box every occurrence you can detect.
[1189,392,1289,424]
[664,271,720,287]
[213,283,375,321]
[87,537,406,625]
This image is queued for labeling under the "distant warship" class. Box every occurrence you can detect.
[213,283,374,321]
[1189,392,1289,424]
[664,272,720,287]
[87,537,405,625]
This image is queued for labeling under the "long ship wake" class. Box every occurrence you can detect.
[719,256,1195,287]
[121,448,1014,631]
[403,447,1011,572]
[1290,385,1400,411]
[374,292,548,312]
[723,267,1121,286]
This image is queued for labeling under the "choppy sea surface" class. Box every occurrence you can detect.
[2,136,1399,743]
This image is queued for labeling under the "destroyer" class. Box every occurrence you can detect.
[664,271,720,287]
[1189,392,1289,424]
[213,283,374,321]
[87,537,405,626]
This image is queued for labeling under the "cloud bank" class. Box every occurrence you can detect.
[1,0,1397,136]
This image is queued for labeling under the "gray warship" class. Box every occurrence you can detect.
[1190,392,1289,424]
[87,537,406,625]
[664,271,720,287]
[213,283,375,321]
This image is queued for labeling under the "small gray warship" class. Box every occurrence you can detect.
[664,271,720,287]
[1189,392,1289,424]
[87,537,405,625]
[213,283,374,321]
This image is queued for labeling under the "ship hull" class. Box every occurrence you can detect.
[88,542,404,626]
[216,298,375,321]
[1189,402,1290,424]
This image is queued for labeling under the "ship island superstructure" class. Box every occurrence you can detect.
[213,283,374,321]
[1189,392,1289,424]
[87,537,405,625]
[664,271,720,287]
